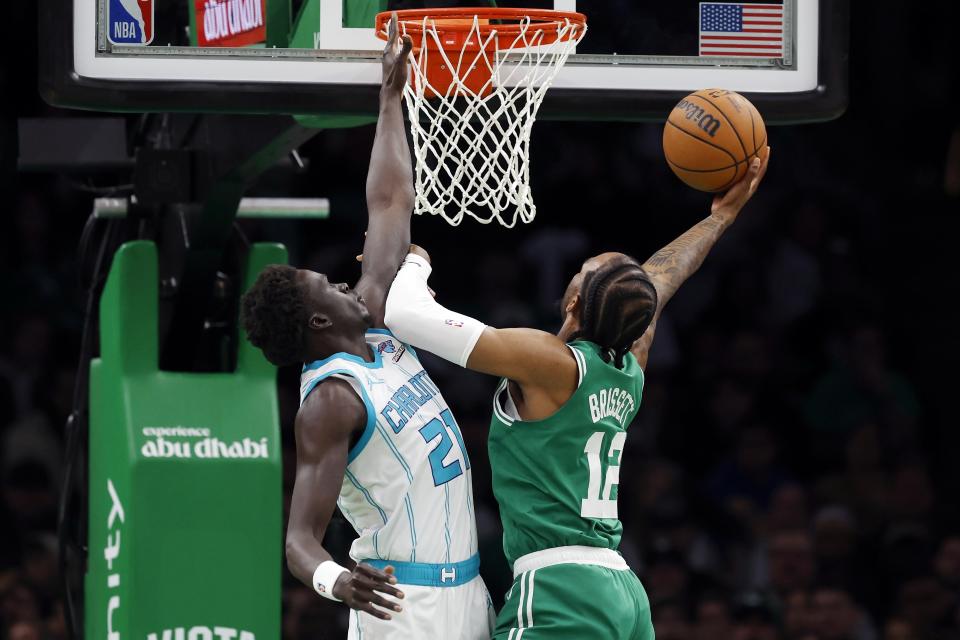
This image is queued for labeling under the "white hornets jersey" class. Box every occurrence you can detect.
[299,329,478,566]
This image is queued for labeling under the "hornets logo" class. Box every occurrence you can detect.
[377,340,397,355]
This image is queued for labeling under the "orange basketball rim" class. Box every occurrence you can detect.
[375,8,587,98]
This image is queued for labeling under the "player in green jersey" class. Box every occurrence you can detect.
[384,149,770,638]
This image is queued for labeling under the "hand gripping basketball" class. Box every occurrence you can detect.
[382,13,413,95]
[664,89,768,193]
[711,145,771,223]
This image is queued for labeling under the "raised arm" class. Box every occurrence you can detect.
[355,14,415,326]
[631,147,770,367]
[384,251,578,403]
[468,327,580,401]
[286,380,404,618]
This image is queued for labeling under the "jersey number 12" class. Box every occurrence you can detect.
[580,431,625,519]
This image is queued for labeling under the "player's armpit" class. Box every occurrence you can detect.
[467,327,579,398]
[285,379,366,591]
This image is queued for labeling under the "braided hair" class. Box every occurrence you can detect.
[569,255,659,367]
[240,265,310,366]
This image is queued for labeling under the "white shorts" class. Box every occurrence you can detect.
[347,574,494,640]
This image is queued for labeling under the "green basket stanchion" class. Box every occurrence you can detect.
[86,240,286,639]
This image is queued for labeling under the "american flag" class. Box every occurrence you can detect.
[699,3,784,58]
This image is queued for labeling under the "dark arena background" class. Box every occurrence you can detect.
[3,1,960,639]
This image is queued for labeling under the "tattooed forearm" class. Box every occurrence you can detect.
[642,214,727,303]
[644,247,676,267]
[632,149,767,365]
[632,214,727,361]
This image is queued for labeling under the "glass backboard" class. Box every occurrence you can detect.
[41,0,847,122]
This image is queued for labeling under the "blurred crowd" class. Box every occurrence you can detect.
[4,122,960,640]
[3,2,960,639]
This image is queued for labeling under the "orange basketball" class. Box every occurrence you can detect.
[662,89,767,192]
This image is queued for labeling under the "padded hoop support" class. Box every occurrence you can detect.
[87,240,285,637]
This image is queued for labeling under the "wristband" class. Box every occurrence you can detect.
[313,560,350,601]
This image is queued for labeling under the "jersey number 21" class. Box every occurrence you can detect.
[580,431,625,519]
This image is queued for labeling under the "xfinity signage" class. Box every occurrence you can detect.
[104,479,125,640]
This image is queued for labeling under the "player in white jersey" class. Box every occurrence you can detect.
[240,17,492,640]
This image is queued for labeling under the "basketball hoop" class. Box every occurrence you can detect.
[375,8,587,227]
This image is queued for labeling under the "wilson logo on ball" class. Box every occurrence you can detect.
[674,99,722,137]
[663,88,766,193]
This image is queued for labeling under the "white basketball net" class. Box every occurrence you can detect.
[399,15,586,227]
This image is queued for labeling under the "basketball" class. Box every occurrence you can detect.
[662,88,767,192]
[16,2,956,639]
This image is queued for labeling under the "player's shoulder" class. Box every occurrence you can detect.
[566,339,603,369]
[297,377,366,440]
[569,340,645,379]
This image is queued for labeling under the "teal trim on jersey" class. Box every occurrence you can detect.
[374,422,414,482]
[365,328,395,337]
[362,553,480,587]
[345,469,388,526]
[390,356,469,558]
[444,484,452,563]
[373,419,416,559]
[301,369,377,464]
[336,497,359,530]
[467,474,476,551]
[344,498,382,560]
[302,344,383,372]
[448,413,471,470]
[344,377,377,464]
[404,494,417,562]
[338,496,382,559]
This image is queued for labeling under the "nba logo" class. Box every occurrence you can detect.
[108,0,154,45]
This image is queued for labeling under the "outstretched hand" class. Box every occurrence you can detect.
[356,239,435,297]
[332,563,404,620]
[711,145,771,222]
[382,12,413,95]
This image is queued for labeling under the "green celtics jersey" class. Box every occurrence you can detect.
[488,340,645,567]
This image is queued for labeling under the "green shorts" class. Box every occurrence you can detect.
[492,547,654,640]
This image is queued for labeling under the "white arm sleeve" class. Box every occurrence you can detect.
[384,253,486,367]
